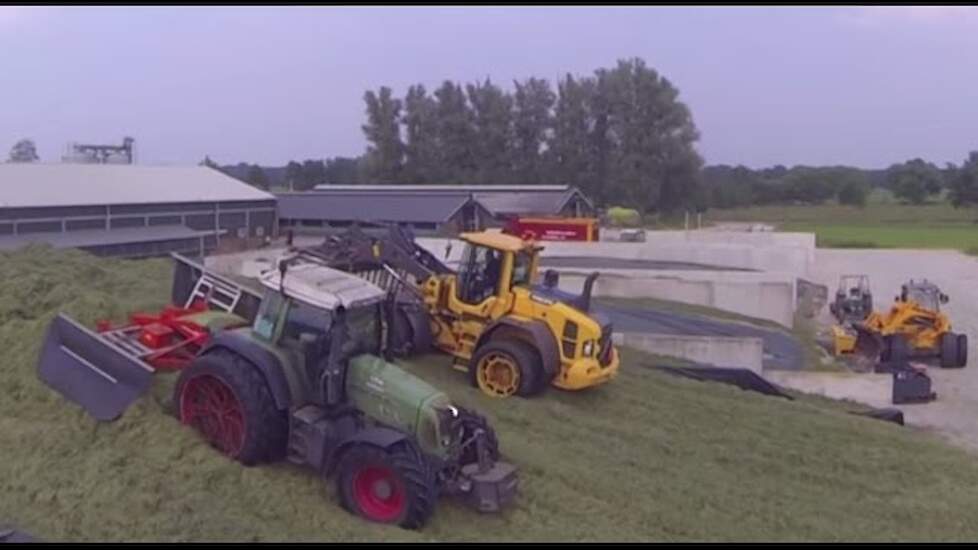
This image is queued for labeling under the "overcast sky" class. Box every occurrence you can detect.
[2,6,977,169]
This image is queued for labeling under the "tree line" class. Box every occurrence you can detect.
[357,57,704,213]
[703,155,978,209]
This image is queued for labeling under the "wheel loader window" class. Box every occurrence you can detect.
[457,244,498,304]
[511,252,532,289]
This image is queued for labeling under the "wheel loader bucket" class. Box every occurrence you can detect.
[37,313,154,422]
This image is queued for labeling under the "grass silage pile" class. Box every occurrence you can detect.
[5,246,978,542]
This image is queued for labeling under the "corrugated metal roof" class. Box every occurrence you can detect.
[276,192,489,224]
[0,164,275,208]
[292,185,593,218]
[0,225,220,251]
[312,184,573,193]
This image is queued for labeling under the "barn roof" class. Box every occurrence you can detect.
[295,184,594,218]
[276,191,490,224]
[0,164,275,208]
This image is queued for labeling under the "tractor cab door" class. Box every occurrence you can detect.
[276,298,334,405]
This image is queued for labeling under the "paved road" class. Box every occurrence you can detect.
[594,301,805,371]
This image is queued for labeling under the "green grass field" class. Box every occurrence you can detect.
[6,247,978,542]
[706,195,978,251]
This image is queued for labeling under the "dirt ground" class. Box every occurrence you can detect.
[811,249,978,452]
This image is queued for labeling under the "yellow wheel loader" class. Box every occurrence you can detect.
[833,278,967,369]
[300,225,619,398]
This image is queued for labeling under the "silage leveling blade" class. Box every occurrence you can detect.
[38,313,155,421]
[36,253,263,421]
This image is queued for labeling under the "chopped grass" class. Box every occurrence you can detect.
[5,246,978,541]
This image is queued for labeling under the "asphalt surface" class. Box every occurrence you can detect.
[594,301,805,371]
[540,256,756,272]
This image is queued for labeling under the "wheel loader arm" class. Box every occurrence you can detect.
[304,224,454,282]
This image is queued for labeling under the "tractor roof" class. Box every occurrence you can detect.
[258,262,386,311]
[460,231,542,253]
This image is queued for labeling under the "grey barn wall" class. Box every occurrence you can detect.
[1,200,277,241]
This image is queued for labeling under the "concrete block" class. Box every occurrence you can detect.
[762,370,894,409]
[614,332,764,373]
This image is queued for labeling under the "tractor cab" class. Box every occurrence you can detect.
[254,260,386,354]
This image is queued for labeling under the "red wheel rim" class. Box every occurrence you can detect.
[352,466,405,522]
[179,374,246,457]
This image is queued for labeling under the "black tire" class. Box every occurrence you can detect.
[469,339,544,397]
[940,333,960,369]
[457,409,500,466]
[174,349,288,465]
[336,441,437,529]
[884,334,909,363]
[957,333,968,368]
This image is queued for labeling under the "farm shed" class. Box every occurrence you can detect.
[0,164,276,258]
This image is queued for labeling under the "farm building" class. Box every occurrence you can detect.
[284,184,595,234]
[0,164,276,258]
[277,191,493,235]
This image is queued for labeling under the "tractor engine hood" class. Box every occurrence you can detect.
[344,354,454,456]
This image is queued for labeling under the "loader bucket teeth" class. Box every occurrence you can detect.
[37,313,154,421]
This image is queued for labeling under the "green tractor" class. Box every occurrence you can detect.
[37,253,518,529]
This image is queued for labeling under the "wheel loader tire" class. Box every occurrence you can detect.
[940,333,964,369]
[883,334,909,363]
[469,340,544,398]
[336,441,437,529]
[174,350,288,465]
[957,334,968,367]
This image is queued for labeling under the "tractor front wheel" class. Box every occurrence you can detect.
[336,442,437,529]
[174,350,287,465]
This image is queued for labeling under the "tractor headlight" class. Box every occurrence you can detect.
[583,340,594,357]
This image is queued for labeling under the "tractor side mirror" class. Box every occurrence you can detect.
[940,293,949,304]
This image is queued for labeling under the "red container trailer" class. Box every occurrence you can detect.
[502,217,600,242]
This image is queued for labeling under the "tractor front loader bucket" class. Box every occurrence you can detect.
[37,313,154,421]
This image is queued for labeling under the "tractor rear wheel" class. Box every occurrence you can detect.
[470,340,544,398]
[174,350,288,465]
[336,441,437,529]
[940,332,966,369]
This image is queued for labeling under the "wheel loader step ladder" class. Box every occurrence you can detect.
[185,273,243,313]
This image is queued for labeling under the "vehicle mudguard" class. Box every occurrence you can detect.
[199,331,293,410]
[323,425,412,475]
[476,318,560,379]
